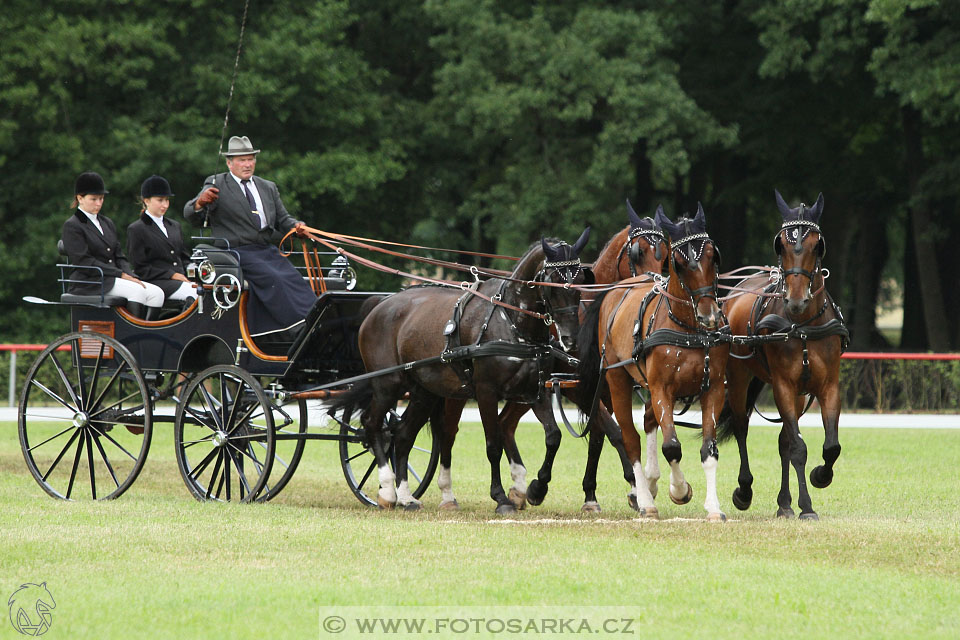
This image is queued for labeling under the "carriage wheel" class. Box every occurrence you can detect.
[19,332,152,500]
[335,404,440,507]
[254,398,308,502]
[174,365,274,502]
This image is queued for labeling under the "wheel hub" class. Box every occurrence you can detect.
[212,430,229,447]
[72,412,89,428]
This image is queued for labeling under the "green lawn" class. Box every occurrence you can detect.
[1,418,958,639]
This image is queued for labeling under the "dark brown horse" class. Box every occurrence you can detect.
[437,205,668,512]
[578,205,729,521]
[718,191,848,519]
[330,230,591,512]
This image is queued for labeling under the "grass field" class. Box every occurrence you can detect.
[1,417,958,639]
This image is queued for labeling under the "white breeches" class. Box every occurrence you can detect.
[107,278,165,308]
[167,281,198,301]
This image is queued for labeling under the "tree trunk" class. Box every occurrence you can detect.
[901,107,950,350]
[900,217,927,350]
[849,203,890,349]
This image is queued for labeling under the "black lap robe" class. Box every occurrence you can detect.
[237,245,316,335]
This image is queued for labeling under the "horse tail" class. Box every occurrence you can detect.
[716,376,767,444]
[576,290,609,422]
[324,378,375,423]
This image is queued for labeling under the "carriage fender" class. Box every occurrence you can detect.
[177,335,234,373]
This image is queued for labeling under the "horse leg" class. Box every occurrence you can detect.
[699,381,726,522]
[365,381,401,509]
[771,380,811,518]
[526,395,562,507]
[477,389,513,514]
[437,398,464,510]
[652,388,694,509]
[642,403,662,500]
[499,402,529,509]
[393,392,438,511]
[727,368,755,511]
[810,381,842,490]
[609,368,657,518]
[581,418,605,512]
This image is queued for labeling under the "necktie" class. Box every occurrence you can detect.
[241,179,261,228]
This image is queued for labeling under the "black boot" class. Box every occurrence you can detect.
[126,301,147,319]
[144,306,161,322]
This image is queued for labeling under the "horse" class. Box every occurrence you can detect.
[718,190,848,519]
[436,203,668,513]
[328,229,591,513]
[578,204,729,521]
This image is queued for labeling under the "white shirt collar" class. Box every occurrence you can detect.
[146,211,168,236]
[78,208,103,232]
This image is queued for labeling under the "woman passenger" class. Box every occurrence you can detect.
[126,175,197,312]
[61,171,164,320]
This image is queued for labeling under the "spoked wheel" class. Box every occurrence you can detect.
[335,403,440,507]
[255,398,308,502]
[174,365,274,502]
[19,331,152,500]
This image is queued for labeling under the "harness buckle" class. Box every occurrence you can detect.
[542,313,554,326]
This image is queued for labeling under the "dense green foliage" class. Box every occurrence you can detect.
[2,0,958,348]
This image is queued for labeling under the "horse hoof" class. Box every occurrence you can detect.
[377,496,396,510]
[495,503,517,515]
[706,512,727,523]
[670,482,693,505]
[581,501,602,513]
[508,487,527,510]
[438,499,460,511]
[776,507,795,519]
[810,465,833,488]
[731,487,753,511]
[637,507,659,520]
[526,479,547,506]
[799,511,819,521]
[627,493,640,512]
[400,501,422,512]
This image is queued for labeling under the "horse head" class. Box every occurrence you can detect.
[625,200,667,274]
[655,203,723,330]
[774,189,825,319]
[538,226,592,353]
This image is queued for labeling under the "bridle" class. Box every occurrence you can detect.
[775,212,827,301]
[537,252,586,324]
[670,231,722,309]
[618,222,666,277]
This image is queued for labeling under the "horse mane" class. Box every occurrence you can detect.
[510,239,552,280]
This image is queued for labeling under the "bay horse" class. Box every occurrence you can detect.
[329,230,591,513]
[578,204,730,521]
[437,204,667,513]
[718,191,848,519]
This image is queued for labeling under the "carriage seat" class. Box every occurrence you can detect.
[56,240,128,307]
[192,243,245,287]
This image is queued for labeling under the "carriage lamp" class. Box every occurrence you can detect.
[329,255,358,290]
[198,260,216,284]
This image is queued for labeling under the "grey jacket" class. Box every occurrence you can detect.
[183,172,299,248]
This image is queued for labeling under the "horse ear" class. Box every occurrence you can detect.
[626,199,643,228]
[695,202,705,226]
[654,204,671,227]
[572,226,591,256]
[775,189,792,219]
[541,236,558,262]
[811,192,825,223]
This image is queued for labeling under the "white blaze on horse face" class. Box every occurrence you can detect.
[702,455,722,516]
[509,461,527,493]
[378,464,397,505]
[632,461,657,512]
[437,465,455,504]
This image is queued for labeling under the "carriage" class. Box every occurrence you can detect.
[18,236,440,504]
[19,193,849,519]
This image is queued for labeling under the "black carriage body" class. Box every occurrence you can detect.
[67,289,378,388]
